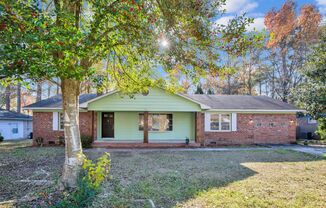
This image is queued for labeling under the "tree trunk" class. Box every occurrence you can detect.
[17,83,21,113]
[47,81,52,98]
[5,85,11,111]
[36,82,42,102]
[60,78,83,189]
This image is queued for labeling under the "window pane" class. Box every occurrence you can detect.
[210,114,219,130]
[221,114,230,130]
[138,114,144,130]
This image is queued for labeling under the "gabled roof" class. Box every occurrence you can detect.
[79,90,210,109]
[0,109,32,121]
[24,94,98,109]
[23,90,301,112]
[185,94,300,111]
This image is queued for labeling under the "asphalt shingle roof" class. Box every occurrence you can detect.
[25,92,299,111]
[24,94,98,108]
[0,109,32,120]
[185,94,299,110]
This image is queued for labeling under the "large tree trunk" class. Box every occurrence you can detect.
[60,78,83,189]
[17,83,21,113]
[5,85,11,111]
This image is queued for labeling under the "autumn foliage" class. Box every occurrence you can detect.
[265,1,321,49]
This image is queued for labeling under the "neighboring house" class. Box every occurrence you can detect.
[297,115,318,139]
[24,88,301,147]
[0,109,33,140]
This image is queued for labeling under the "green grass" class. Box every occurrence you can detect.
[88,149,326,208]
[1,144,326,208]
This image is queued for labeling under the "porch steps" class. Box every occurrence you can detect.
[92,141,201,148]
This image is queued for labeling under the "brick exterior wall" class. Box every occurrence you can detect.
[32,111,96,145]
[196,113,296,146]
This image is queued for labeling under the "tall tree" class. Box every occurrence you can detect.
[36,82,42,102]
[264,1,321,102]
[195,84,204,94]
[294,26,326,119]
[16,82,21,113]
[5,85,11,110]
[1,0,251,188]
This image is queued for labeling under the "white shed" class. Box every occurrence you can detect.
[0,109,32,140]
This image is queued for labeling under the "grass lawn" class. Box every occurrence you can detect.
[0,144,325,208]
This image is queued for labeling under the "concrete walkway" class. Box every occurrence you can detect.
[270,145,326,156]
[86,144,326,157]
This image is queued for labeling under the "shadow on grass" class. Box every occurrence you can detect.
[87,149,325,208]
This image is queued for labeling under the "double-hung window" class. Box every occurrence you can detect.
[206,113,231,131]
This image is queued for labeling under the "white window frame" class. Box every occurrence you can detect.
[205,112,234,132]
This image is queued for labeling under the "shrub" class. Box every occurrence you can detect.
[81,135,93,148]
[53,153,111,208]
[35,137,44,146]
[316,118,326,140]
[58,136,65,146]
[0,133,4,143]
[82,152,111,189]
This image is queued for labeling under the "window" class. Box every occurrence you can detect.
[59,113,64,130]
[139,113,173,131]
[12,123,18,134]
[207,113,231,131]
[210,114,219,130]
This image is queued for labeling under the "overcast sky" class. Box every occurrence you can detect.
[216,0,326,31]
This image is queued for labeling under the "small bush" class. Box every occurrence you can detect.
[53,153,111,208]
[82,152,111,189]
[58,136,65,146]
[0,133,4,143]
[35,137,44,146]
[81,135,93,148]
[316,118,326,140]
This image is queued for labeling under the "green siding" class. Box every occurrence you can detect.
[88,88,201,112]
[97,112,195,141]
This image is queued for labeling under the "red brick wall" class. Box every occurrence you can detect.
[196,113,296,146]
[32,111,96,145]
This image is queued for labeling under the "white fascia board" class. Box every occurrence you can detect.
[23,107,88,112]
[205,109,304,113]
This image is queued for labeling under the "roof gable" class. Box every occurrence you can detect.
[86,88,203,112]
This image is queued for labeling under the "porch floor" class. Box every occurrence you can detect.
[92,141,201,148]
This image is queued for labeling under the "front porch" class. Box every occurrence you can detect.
[92,111,201,146]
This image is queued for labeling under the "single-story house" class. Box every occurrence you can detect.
[24,88,301,147]
[0,108,33,140]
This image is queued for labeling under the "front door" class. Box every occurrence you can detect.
[102,112,114,138]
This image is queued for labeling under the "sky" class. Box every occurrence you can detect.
[216,0,326,31]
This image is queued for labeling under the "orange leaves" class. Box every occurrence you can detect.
[265,1,321,48]
[265,1,296,48]
[296,5,321,42]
